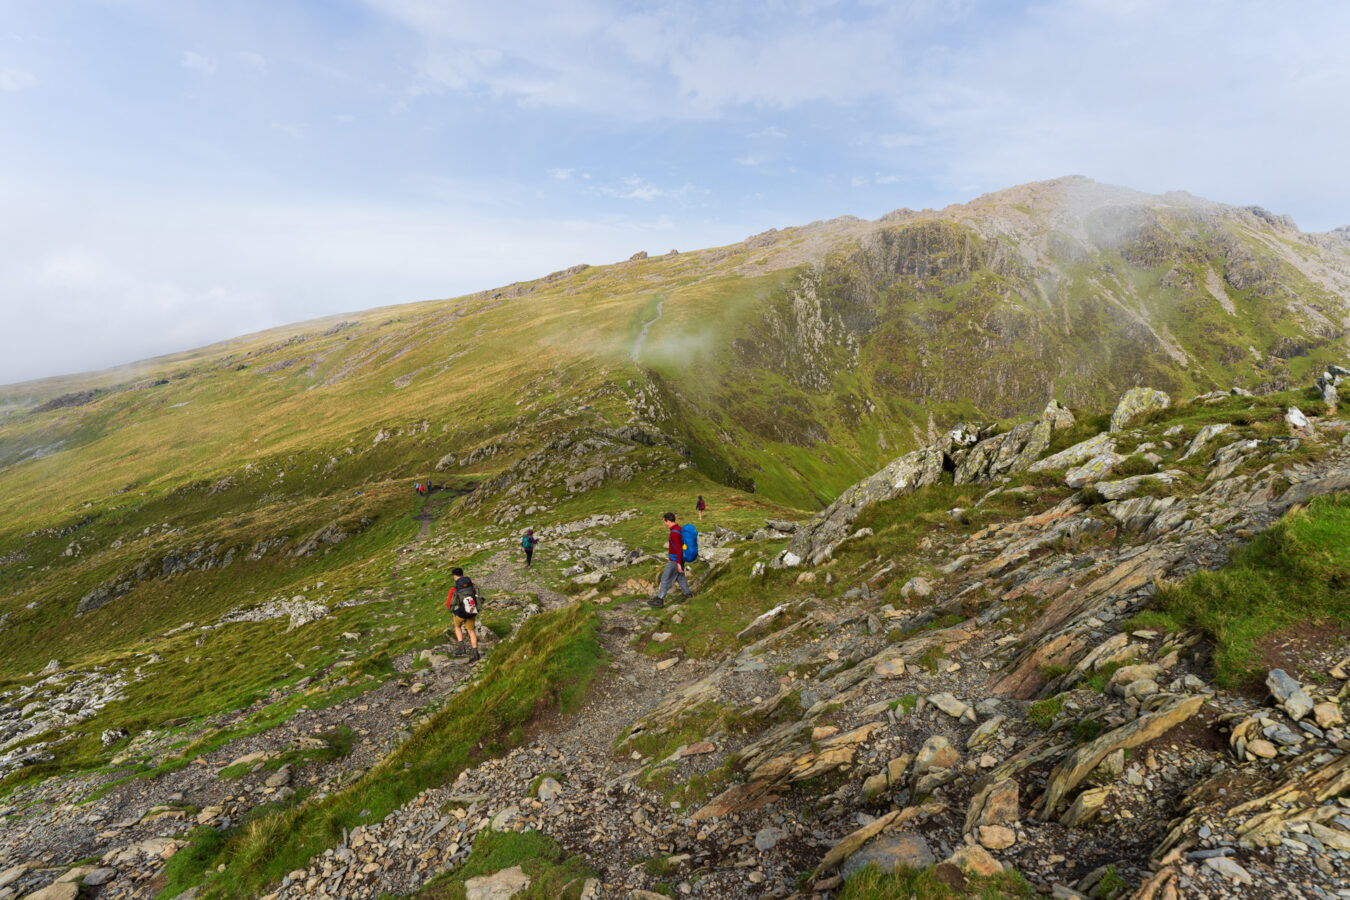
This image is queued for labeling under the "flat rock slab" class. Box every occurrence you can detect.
[840,832,936,879]
[464,865,530,900]
[19,883,80,900]
[1037,695,1204,817]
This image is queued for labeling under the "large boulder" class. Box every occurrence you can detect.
[1109,387,1170,432]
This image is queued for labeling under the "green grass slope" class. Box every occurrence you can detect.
[0,176,1347,794]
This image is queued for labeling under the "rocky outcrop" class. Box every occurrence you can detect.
[1035,695,1205,817]
[459,427,688,524]
[779,399,1075,567]
[217,596,329,631]
[777,444,945,566]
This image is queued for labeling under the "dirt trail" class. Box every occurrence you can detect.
[476,547,571,608]
[414,513,433,541]
[631,298,665,362]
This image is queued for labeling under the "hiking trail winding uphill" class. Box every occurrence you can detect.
[5,387,1350,900]
[631,298,665,362]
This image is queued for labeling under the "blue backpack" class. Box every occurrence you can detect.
[681,523,699,562]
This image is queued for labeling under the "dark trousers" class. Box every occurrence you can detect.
[524,546,534,567]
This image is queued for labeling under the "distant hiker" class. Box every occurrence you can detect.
[649,512,694,608]
[445,566,480,660]
[696,495,706,520]
[521,528,538,568]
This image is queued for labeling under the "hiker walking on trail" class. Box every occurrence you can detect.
[446,566,481,660]
[649,512,694,608]
[521,528,538,568]
[696,495,706,520]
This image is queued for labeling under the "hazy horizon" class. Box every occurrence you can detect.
[2,1,1347,384]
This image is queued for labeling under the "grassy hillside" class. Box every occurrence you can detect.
[0,177,1348,790]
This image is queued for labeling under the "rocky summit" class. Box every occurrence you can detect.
[1,179,1350,900]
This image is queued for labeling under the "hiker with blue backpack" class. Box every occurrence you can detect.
[649,511,696,608]
[521,528,538,568]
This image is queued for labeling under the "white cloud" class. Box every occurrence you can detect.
[180,51,217,75]
[0,67,37,91]
[547,167,574,180]
[879,133,924,149]
[236,50,267,73]
[361,1,911,119]
[874,174,901,184]
[270,122,306,139]
[593,176,702,203]
[751,126,787,139]
[735,155,765,167]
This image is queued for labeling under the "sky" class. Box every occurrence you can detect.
[1,0,1348,385]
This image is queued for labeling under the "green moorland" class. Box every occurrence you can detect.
[0,177,1348,880]
[0,181,1347,774]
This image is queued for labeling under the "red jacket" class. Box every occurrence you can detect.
[667,523,683,564]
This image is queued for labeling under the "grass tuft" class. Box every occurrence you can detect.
[839,863,1037,899]
[1133,494,1350,687]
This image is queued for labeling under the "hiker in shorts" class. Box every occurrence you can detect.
[649,512,692,609]
[696,495,706,520]
[521,528,538,568]
[445,566,480,660]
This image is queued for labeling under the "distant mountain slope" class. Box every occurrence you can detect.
[0,174,1349,799]
[1,175,1348,531]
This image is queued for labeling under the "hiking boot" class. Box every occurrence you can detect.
[647,596,664,609]
[470,648,480,661]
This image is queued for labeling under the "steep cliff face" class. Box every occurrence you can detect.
[657,180,1350,507]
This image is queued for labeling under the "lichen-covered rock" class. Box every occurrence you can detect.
[1031,432,1116,473]
[1110,387,1170,432]
[1059,786,1110,828]
[913,734,961,779]
[900,576,932,599]
[1093,470,1185,500]
[1065,452,1124,487]
[1179,422,1230,461]
[964,778,1019,833]
[947,844,1003,877]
